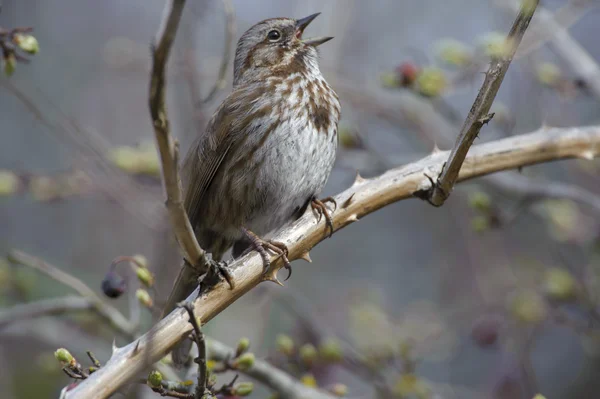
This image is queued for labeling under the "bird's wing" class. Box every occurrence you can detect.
[162,89,251,318]
[182,87,252,228]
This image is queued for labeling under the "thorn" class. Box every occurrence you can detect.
[272,277,284,287]
[431,143,442,154]
[478,113,495,125]
[347,214,359,223]
[579,150,595,160]
[353,171,366,186]
[261,266,285,287]
[112,339,119,355]
[132,340,141,356]
[342,193,355,209]
[299,251,312,263]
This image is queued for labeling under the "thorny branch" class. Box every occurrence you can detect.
[149,0,211,274]
[426,0,539,206]
[334,79,600,216]
[66,125,600,399]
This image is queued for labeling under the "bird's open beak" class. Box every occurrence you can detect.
[296,13,334,47]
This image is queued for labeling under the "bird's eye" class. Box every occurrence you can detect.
[267,29,282,42]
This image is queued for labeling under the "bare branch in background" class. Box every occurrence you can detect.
[148,0,210,273]
[208,339,337,399]
[0,296,93,329]
[6,250,138,337]
[66,125,600,398]
[202,0,236,104]
[484,173,600,215]
[513,0,597,58]
[500,0,600,99]
[426,0,539,206]
[1,80,166,231]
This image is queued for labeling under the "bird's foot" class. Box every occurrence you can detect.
[311,196,337,238]
[241,227,292,281]
[196,258,234,293]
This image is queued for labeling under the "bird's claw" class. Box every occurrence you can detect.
[200,259,234,292]
[241,228,292,281]
[311,197,336,238]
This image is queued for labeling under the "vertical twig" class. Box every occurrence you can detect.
[179,302,209,398]
[202,0,236,103]
[148,0,211,273]
[426,0,539,206]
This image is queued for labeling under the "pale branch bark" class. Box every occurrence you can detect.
[67,125,600,399]
[201,0,236,104]
[501,0,600,99]
[149,0,210,273]
[3,250,321,398]
[207,340,337,399]
[427,0,539,206]
[0,296,93,329]
[336,79,600,215]
[6,250,137,336]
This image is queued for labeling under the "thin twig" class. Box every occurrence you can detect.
[66,125,600,399]
[1,80,166,231]
[0,296,93,329]
[208,339,336,399]
[87,351,102,368]
[149,0,210,273]
[179,302,209,399]
[501,0,600,99]
[427,0,539,206]
[484,173,600,214]
[150,387,194,398]
[6,250,137,337]
[202,0,235,103]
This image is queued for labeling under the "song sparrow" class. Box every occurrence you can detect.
[163,13,340,363]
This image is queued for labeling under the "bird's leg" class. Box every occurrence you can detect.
[203,258,234,290]
[240,227,292,280]
[311,196,337,238]
[188,257,234,293]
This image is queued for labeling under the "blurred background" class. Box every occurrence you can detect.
[1,0,600,397]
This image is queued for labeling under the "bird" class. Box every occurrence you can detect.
[162,12,340,365]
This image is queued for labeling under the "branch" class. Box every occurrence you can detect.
[501,0,600,99]
[179,303,209,398]
[484,172,600,214]
[207,340,337,399]
[336,81,600,215]
[201,0,235,104]
[149,0,210,273]
[6,250,137,336]
[0,296,93,329]
[66,124,600,399]
[427,0,538,206]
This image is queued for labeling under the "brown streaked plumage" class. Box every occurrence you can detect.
[163,13,340,365]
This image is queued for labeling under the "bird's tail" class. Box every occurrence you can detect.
[161,261,199,319]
